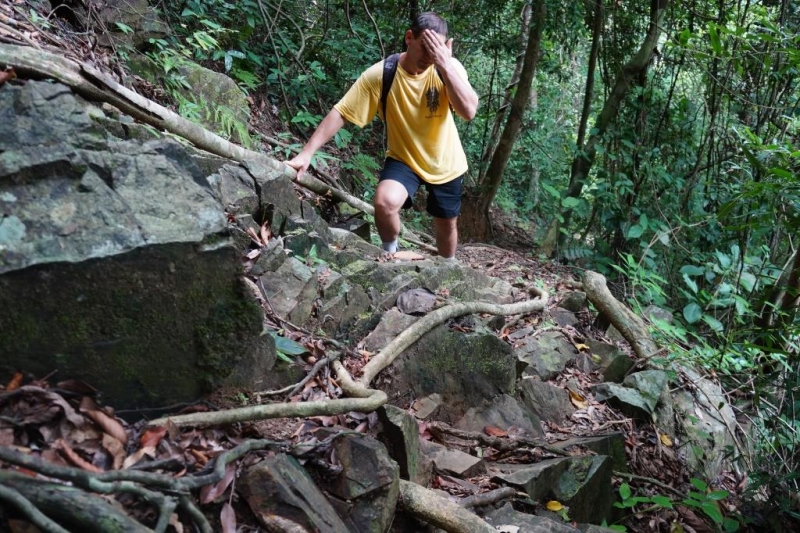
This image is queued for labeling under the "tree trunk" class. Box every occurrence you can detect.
[461,0,546,242]
[541,0,670,257]
[477,2,533,184]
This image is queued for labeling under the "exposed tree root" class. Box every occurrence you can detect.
[0,482,71,533]
[399,479,497,533]
[359,288,549,386]
[583,271,660,360]
[459,486,520,509]
[0,471,153,533]
[427,421,569,457]
[149,388,388,428]
[0,440,280,532]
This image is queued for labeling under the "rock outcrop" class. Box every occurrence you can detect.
[0,81,268,408]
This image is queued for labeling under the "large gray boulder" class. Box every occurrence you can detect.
[239,454,350,532]
[377,324,517,421]
[321,434,399,533]
[0,81,268,408]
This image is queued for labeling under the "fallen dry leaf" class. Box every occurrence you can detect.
[393,251,426,261]
[189,448,209,466]
[79,396,128,445]
[0,428,14,446]
[54,438,103,473]
[677,506,715,533]
[546,500,564,511]
[5,372,24,391]
[101,433,126,470]
[568,389,588,409]
[200,462,236,504]
[245,227,263,246]
[259,222,271,244]
[0,68,16,86]
[168,513,185,533]
[220,502,236,533]
[140,426,168,448]
[484,426,507,437]
[123,445,156,469]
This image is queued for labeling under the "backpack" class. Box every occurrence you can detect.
[380,53,445,122]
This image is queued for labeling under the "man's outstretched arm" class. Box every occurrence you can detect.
[285,108,347,178]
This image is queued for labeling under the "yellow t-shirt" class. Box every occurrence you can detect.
[333,58,469,185]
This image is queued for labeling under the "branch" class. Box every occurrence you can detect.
[459,486,520,509]
[399,479,496,533]
[582,271,659,360]
[0,483,71,533]
[427,421,569,457]
[148,388,387,428]
[359,288,548,386]
[613,470,684,498]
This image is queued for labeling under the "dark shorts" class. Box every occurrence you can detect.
[379,157,463,219]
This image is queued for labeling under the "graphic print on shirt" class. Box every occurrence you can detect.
[425,87,441,117]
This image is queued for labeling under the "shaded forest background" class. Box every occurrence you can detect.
[56,0,799,525]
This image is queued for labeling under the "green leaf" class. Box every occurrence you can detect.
[542,183,562,200]
[680,265,705,276]
[701,501,724,523]
[715,250,732,269]
[627,225,643,239]
[115,22,134,34]
[275,351,294,363]
[562,196,581,208]
[738,272,756,292]
[619,483,632,500]
[702,314,725,333]
[723,517,740,532]
[651,495,673,508]
[267,331,308,355]
[690,478,708,491]
[683,273,699,294]
[683,303,702,324]
[709,24,723,55]
[706,490,730,501]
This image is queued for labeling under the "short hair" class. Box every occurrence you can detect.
[410,12,448,37]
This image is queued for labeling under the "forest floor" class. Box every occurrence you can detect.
[0,6,766,533]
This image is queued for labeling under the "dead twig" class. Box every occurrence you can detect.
[427,421,570,457]
[459,486,521,508]
[613,470,684,498]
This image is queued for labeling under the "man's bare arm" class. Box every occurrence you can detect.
[285,108,347,178]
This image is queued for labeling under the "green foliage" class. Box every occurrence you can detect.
[614,481,739,532]
[266,330,307,363]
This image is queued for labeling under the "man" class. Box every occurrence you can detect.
[286,12,478,259]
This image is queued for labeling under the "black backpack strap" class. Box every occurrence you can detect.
[381,53,400,122]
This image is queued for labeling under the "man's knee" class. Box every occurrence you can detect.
[374,181,408,213]
[434,216,458,230]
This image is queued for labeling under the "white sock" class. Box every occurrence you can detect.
[382,240,398,253]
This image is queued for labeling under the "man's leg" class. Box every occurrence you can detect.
[433,216,458,258]
[427,176,463,258]
[374,179,408,252]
